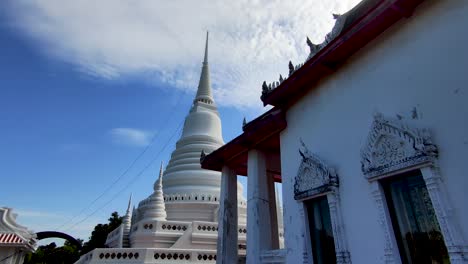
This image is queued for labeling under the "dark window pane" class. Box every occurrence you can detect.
[382,171,449,264]
[305,196,337,264]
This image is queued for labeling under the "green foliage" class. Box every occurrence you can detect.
[80,211,123,255]
[23,212,122,263]
[23,240,82,264]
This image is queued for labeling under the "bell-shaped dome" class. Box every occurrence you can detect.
[162,33,245,222]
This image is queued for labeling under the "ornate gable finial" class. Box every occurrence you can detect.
[242,117,247,129]
[306,36,321,60]
[261,81,272,101]
[288,61,294,76]
[294,139,338,200]
[361,112,438,179]
[323,13,347,45]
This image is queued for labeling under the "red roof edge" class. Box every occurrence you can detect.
[262,0,425,107]
[201,108,286,173]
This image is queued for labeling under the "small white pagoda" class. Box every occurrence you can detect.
[76,33,249,264]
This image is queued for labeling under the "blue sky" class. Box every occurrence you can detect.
[0,0,360,243]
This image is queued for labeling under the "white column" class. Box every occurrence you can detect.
[247,149,277,264]
[216,165,238,264]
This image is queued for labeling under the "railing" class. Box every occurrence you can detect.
[133,220,247,237]
[133,220,190,233]
[192,221,247,237]
[75,248,218,263]
[162,193,247,207]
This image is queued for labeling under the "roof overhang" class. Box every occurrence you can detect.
[202,0,426,181]
[201,108,286,182]
[261,0,426,107]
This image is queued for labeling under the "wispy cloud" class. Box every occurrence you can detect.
[109,128,152,147]
[14,208,98,241]
[15,209,68,219]
[5,0,361,109]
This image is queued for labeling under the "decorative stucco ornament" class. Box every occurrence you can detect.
[361,112,438,179]
[306,36,321,60]
[288,61,295,76]
[294,139,339,200]
[261,13,349,103]
[324,14,347,44]
[293,140,352,263]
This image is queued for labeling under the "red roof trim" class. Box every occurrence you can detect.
[201,0,425,174]
[0,233,25,244]
[201,108,286,173]
[262,0,425,107]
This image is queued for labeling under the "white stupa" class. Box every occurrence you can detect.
[162,32,245,222]
[76,33,247,264]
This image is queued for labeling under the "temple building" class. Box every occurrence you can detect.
[202,0,468,263]
[0,207,37,264]
[75,33,255,264]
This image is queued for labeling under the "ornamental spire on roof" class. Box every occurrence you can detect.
[194,31,213,104]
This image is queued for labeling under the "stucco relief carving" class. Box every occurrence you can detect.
[362,113,467,263]
[327,189,352,264]
[294,140,338,200]
[295,140,351,263]
[420,167,468,263]
[369,182,400,264]
[361,112,438,180]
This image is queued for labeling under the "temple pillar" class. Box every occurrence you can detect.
[216,165,238,264]
[247,149,278,264]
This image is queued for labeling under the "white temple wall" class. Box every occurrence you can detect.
[280,0,468,263]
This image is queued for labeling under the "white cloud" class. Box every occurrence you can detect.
[109,128,152,147]
[5,0,362,109]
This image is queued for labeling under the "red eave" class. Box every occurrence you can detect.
[262,0,425,107]
[201,108,286,182]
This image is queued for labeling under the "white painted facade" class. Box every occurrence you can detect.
[203,0,468,263]
[0,207,36,264]
[279,0,468,263]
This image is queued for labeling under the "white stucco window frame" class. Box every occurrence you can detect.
[361,113,468,264]
[294,140,352,264]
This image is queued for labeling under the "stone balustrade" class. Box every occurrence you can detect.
[163,193,247,207]
[76,248,218,263]
[192,221,247,237]
[158,221,189,232]
[133,220,190,233]
[192,221,217,233]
